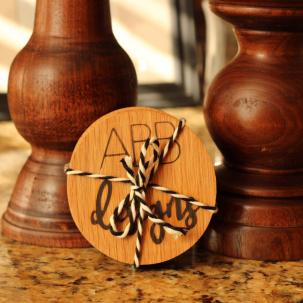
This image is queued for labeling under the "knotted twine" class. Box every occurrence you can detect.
[65,119,217,268]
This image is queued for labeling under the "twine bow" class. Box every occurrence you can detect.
[65,119,217,268]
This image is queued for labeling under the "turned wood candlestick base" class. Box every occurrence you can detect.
[2,149,89,247]
[203,0,303,260]
[2,0,137,247]
[205,166,303,260]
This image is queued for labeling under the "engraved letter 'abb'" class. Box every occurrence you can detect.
[100,121,181,169]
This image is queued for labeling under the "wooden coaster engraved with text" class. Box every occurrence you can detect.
[67,107,216,266]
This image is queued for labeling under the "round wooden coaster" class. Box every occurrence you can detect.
[67,107,216,265]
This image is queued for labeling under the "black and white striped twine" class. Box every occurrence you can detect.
[65,119,217,268]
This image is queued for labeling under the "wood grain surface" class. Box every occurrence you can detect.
[203,0,303,260]
[2,0,137,247]
[67,107,216,265]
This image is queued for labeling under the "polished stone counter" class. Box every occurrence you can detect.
[0,107,302,303]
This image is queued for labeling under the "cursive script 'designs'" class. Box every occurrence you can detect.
[90,180,198,245]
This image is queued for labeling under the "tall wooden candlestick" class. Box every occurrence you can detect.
[2,0,137,247]
[203,0,303,260]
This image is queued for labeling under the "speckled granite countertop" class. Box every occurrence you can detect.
[0,107,302,303]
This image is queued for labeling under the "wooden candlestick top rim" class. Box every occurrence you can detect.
[210,0,303,29]
[210,0,303,9]
[67,107,216,265]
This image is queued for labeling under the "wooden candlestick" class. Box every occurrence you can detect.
[203,0,303,260]
[2,0,137,247]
